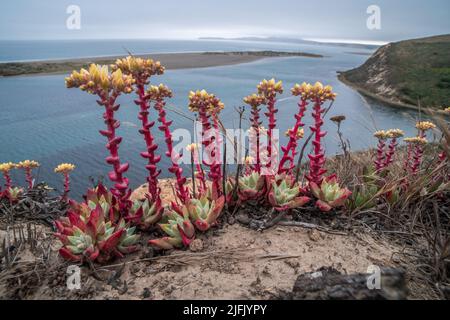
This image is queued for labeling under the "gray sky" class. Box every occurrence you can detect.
[1,0,449,43]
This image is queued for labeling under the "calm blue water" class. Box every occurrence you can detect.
[0,40,427,199]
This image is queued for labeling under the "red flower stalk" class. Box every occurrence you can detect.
[404,137,428,174]
[0,163,15,190]
[306,82,336,185]
[373,130,389,172]
[188,90,225,198]
[186,143,206,194]
[257,79,283,173]
[55,163,76,197]
[65,64,134,213]
[307,98,327,184]
[18,160,40,189]
[244,94,265,172]
[383,129,404,168]
[114,57,165,205]
[279,83,310,175]
[149,84,190,204]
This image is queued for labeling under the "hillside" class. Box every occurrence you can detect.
[339,34,450,110]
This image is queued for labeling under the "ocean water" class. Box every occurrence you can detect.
[0,40,428,199]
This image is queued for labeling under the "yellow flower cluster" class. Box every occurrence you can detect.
[54,163,76,174]
[292,82,336,101]
[185,143,199,152]
[257,78,283,98]
[243,156,254,165]
[188,90,225,114]
[373,130,390,140]
[243,94,266,108]
[416,121,436,131]
[113,56,165,78]
[147,84,173,101]
[404,137,428,145]
[291,82,313,99]
[285,127,305,139]
[0,162,16,173]
[386,129,405,138]
[17,160,40,169]
[445,107,450,113]
[65,64,134,94]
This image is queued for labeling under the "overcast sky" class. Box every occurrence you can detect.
[1,0,449,43]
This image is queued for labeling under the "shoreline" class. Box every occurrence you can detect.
[338,73,449,115]
[0,51,324,77]
[337,72,425,112]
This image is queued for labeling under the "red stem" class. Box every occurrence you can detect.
[374,140,386,172]
[64,172,70,194]
[265,97,277,172]
[154,99,189,203]
[250,106,262,172]
[279,98,307,175]
[198,105,223,196]
[307,98,327,185]
[2,172,12,189]
[25,168,33,189]
[136,84,161,204]
[383,138,397,168]
[100,92,131,212]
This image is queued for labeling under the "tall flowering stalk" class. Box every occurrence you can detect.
[306,82,336,185]
[257,79,283,174]
[65,64,134,213]
[17,160,40,189]
[114,57,165,205]
[188,90,225,198]
[0,162,15,190]
[54,163,75,196]
[404,137,428,174]
[373,130,390,172]
[148,84,190,204]
[279,83,311,175]
[186,143,206,195]
[243,94,266,173]
[383,129,405,168]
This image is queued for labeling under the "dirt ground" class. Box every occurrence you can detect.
[1,220,430,300]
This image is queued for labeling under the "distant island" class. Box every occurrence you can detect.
[199,36,380,50]
[0,51,323,77]
[338,34,450,111]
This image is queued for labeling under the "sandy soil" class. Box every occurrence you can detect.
[1,221,408,300]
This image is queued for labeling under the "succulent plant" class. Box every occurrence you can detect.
[268,178,310,211]
[349,184,379,210]
[17,160,40,189]
[238,171,265,201]
[55,204,139,263]
[3,187,23,202]
[148,207,195,249]
[306,82,336,185]
[54,163,75,196]
[257,79,283,174]
[310,175,352,212]
[125,197,163,230]
[66,64,134,212]
[186,195,225,231]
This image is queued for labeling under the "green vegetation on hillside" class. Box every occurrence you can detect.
[341,34,450,110]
